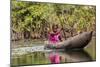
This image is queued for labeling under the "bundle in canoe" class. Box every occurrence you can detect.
[45,31,93,49]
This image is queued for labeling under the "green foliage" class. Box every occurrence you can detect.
[11,1,96,34]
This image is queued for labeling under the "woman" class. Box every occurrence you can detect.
[47,24,62,47]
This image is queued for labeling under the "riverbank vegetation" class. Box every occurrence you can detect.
[11,1,96,41]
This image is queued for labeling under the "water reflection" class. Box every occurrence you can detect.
[49,53,61,64]
[11,49,92,66]
[48,50,92,64]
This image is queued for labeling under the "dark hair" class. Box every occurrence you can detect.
[52,24,58,29]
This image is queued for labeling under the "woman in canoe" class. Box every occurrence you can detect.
[45,24,63,48]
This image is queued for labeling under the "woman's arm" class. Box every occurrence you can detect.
[58,35,62,41]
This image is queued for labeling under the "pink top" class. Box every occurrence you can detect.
[48,32,60,45]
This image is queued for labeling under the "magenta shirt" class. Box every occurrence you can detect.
[48,32,60,45]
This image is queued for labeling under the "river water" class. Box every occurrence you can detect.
[11,37,96,66]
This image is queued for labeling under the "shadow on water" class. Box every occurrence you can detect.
[11,49,93,66]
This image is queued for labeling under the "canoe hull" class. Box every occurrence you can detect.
[45,31,93,49]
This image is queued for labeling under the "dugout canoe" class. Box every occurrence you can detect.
[45,31,93,49]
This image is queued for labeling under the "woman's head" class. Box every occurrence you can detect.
[52,24,59,33]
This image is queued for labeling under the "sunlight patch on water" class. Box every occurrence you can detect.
[12,45,53,55]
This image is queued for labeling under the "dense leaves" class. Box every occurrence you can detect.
[11,1,96,40]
